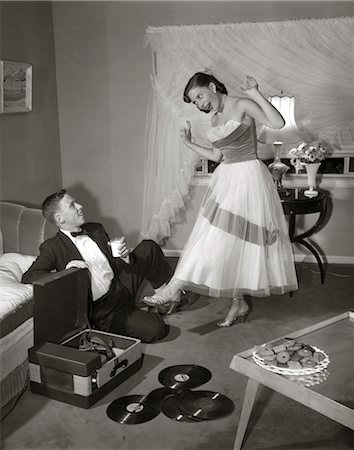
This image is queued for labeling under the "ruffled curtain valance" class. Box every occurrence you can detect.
[141,17,354,243]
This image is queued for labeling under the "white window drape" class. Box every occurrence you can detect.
[141,17,354,243]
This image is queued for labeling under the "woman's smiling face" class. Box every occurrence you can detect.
[187,84,218,114]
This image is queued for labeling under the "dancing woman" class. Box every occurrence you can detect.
[144,72,298,326]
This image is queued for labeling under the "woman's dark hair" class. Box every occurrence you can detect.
[183,72,228,103]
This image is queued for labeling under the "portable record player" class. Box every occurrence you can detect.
[28,267,143,408]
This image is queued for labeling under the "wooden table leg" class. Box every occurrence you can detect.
[233,378,260,450]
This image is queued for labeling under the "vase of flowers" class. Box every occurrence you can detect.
[289,142,327,197]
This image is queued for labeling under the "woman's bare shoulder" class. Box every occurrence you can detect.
[231,96,253,108]
[226,96,249,121]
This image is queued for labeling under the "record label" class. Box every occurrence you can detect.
[174,373,190,383]
[126,402,144,413]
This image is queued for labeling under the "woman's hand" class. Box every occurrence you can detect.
[241,76,259,95]
[180,121,192,145]
[179,120,222,162]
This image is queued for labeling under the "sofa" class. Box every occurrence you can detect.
[0,201,56,419]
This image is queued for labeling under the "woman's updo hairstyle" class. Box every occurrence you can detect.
[183,72,228,103]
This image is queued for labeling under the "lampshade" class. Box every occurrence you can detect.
[257,95,302,144]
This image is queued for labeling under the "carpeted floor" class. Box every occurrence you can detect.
[1,262,354,450]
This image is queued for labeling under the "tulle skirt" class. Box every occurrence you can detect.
[174,159,298,298]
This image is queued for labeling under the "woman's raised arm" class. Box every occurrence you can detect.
[240,76,285,129]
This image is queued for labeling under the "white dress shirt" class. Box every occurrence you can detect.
[61,229,114,301]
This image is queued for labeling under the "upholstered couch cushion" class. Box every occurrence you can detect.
[0,202,56,255]
[0,253,35,319]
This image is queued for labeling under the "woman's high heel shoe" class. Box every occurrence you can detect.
[155,291,194,315]
[143,279,184,314]
[217,300,250,328]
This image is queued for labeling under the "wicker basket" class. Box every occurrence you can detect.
[252,345,330,376]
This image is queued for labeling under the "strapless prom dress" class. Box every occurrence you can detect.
[173,119,298,298]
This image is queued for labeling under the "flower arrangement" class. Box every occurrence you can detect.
[289,142,327,165]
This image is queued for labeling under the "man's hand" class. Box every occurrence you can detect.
[109,237,130,263]
[65,260,89,270]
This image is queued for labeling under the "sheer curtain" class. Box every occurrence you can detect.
[141,17,354,243]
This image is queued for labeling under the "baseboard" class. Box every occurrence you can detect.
[292,254,354,264]
[162,248,354,265]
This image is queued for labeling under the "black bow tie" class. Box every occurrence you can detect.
[71,229,88,237]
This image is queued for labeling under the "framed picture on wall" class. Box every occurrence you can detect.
[0,60,33,113]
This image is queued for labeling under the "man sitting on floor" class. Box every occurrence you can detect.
[22,189,175,343]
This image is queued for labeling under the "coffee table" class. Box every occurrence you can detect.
[229,311,354,449]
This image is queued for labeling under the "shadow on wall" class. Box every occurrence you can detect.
[66,182,125,240]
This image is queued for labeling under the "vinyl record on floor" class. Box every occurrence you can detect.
[178,390,235,420]
[161,392,200,422]
[158,364,212,390]
[107,395,160,424]
[145,387,176,412]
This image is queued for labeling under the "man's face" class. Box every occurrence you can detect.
[56,193,85,230]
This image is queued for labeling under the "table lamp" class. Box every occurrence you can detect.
[258,95,302,194]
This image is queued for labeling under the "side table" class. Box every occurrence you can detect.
[280,188,327,283]
[229,311,354,450]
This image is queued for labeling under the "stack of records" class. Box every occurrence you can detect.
[161,389,235,422]
[107,364,234,424]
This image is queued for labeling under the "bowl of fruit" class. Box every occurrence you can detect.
[252,337,329,376]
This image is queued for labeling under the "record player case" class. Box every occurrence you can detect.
[28,268,143,408]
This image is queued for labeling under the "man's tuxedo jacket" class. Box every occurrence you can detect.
[22,222,133,287]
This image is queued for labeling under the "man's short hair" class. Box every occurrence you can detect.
[42,189,67,224]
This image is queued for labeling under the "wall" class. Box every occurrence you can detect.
[51,1,354,258]
[1,1,353,262]
[0,1,62,206]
